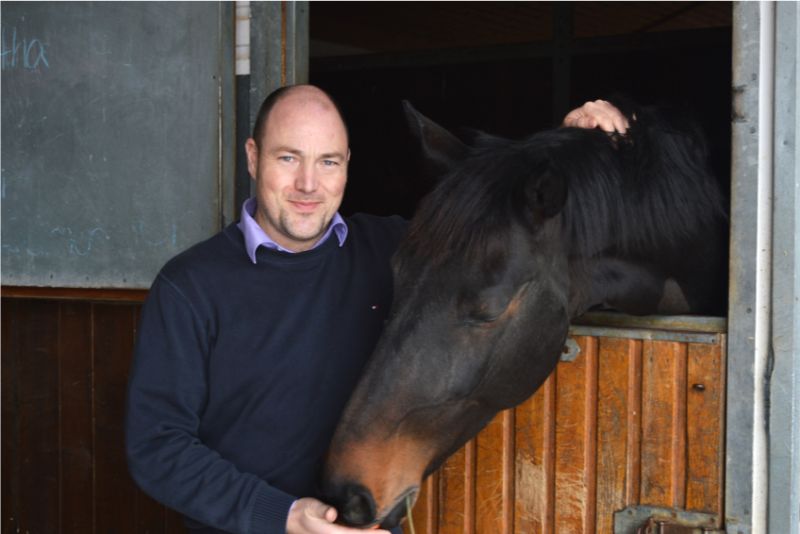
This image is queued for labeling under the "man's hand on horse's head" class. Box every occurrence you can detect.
[563,99,630,134]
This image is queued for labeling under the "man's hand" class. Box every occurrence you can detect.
[286,498,391,534]
[563,99,630,134]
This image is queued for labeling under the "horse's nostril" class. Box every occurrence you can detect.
[338,483,377,527]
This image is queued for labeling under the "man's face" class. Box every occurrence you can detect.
[245,88,349,252]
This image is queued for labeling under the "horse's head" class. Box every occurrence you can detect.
[320,104,573,529]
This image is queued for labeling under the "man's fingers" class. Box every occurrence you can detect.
[564,100,629,134]
[324,506,337,523]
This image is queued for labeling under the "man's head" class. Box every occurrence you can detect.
[246,84,350,252]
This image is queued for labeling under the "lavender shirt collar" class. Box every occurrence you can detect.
[237,198,348,263]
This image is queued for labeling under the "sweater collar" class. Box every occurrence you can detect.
[237,198,348,264]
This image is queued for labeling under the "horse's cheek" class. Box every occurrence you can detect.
[482,303,567,409]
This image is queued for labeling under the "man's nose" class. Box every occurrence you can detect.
[294,163,317,193]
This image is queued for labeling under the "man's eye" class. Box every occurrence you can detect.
[279,155,295,163]
[322,160,339,167]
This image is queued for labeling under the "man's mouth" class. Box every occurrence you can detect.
[290,200,321,212]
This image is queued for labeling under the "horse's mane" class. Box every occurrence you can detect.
[397,105,726,268]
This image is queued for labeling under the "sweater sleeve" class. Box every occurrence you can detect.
[125,274,296,534]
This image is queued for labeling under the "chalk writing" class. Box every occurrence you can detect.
[1,26,49,71]
[131,222,178,248]
[51,226,109,256]
[1,243,49,258]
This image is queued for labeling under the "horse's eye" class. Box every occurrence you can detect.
[465,308,502,325]
[462,281,532,326]
[462,297,508,325]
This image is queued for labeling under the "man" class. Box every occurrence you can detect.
[125,85,627,534]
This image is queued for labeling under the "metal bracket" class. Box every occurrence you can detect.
[560,337,581,362]
[613,506,724,534]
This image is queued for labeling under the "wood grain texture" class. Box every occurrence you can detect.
[2,297,184,534]
[2,297,725,534]
[411,333,725,534]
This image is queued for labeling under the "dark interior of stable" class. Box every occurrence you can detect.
[308,1,732,222]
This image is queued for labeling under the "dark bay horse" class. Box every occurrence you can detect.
[321,100,727,529]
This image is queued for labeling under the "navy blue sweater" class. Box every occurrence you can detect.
[125,214,407,533]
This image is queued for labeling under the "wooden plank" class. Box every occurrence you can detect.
[2,299,21,534]
[624,339,643,506]
[93,303,139,533]
[10,299,61,532]
[438,443,467,534]
[1,286,148,303]
[640,340,688,508]
[463,439,476,534]
[164,506,186,533]
[554,336,598,534]
[411,471,439,534]
[685,337,726,520]
[514,373,556,534]
[58,301,95,532]
[501,409,515,533]
[595,337,639,533]
[475,409,514,533]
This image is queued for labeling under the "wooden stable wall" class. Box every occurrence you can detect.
[1,294,184,533]
[410,326,726,534]
[2,295,725,534]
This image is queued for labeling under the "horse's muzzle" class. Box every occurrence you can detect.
[320,478,418,530]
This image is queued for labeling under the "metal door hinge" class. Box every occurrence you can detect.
[614,506,725,534]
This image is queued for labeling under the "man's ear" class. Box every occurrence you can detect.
[245,138,259,179]
[402,100,469,180]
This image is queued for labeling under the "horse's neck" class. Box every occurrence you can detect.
[567,254,691,317]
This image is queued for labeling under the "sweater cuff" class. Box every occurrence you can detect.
[250,485,297,534]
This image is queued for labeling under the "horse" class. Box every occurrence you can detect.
[320,99,728,530]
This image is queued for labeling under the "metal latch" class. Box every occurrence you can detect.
[614,506,724,534]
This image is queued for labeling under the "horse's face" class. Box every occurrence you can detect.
[321,105,571,529]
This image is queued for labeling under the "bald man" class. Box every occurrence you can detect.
[126,85,628,534]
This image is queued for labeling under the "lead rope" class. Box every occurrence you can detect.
[405,494,416,534]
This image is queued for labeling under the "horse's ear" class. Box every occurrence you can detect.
[403,100,469,179]
[527,171,568,221]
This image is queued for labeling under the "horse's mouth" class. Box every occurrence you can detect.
[373,486,420,530]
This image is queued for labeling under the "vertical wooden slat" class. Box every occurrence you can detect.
[640,340,687,507]
[514,372,556,534]
[595,337,634,533]
[685,337,726,520]
[59,301,95,532]
[8,300,61,532]
[94,303,138,533]
[543,375,556,534]
[438,445,467,534]
[625,339,643,506]
[475,410,506,533]
[583,337,598,534]
[2,299,21,534]
[502,409,515,533]
[554,335,596,534]
[463,439,476,534]
[411,471,439,534]
[164,505,186,533]
[671,343,688,509]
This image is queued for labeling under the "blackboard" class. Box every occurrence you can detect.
[1,2,234,288]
